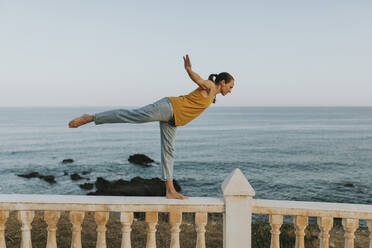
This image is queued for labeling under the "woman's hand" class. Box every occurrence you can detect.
[183,54,213,91]
[183,54,192,72]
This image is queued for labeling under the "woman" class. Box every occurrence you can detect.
[68,55,235,200]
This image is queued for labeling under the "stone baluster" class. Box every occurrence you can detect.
[0,211,9,248]
[69,211,85,248]
[120,212,133,248]
[294,215,308,248]
[269,214,283,248]
[17,211,35,248]
[366,220,372,248]
[145,212,158,248]
[44,211,60,248]
[342,218,359,248]
[169,211,182,248]
[95,212,109,248]
[195,212,207,248]
[317,216,333,248]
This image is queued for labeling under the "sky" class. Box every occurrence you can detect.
[0,1,371,107]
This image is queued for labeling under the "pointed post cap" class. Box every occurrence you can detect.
[221,168,255,197]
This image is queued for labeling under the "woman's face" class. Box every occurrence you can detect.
[220,80,235,96]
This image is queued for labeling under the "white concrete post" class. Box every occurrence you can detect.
[221,168,256,248]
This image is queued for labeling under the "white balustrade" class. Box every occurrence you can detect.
[342,218,359,248]
[269,214,283,248]
[317,216,333,248]
[294,215,308,248]
[145,211,158,248]
[0,168,371,248]
[195,212,207,248]
[44,211,60,248]
[17,210,34,248]
[169,211,182,248]
[0,211,9,248]
[120,212,133,248]
[367,220,372,248]
[95,211,109,248]
[69,211,85,248]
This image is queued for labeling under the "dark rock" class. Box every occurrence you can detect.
[71,173,85,181]
[17,172,56,184]
[18,172,40,178]
[344,183,354,187]
[64,171,69,176]
[62,159,74,164]
[79,183,94,190]
[82,171,89,175]
[88,176,181,196]
[128,154,155,167]
[41,175,56,184]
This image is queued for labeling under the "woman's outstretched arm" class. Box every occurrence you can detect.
[183,54,213,90]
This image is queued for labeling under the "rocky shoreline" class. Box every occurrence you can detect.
[16,154,182,196]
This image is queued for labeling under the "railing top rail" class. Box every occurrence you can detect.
[253,199,372,219]
[2,194,372,218]
[0,194,225,213]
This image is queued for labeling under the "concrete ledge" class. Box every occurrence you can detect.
[0,194,225,212]
[253,199,372,219]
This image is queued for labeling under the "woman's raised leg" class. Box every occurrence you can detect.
[68,97,173,128]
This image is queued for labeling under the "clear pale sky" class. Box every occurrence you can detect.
[1,1,371,107]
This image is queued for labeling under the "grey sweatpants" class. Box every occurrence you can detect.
[93,97,176,181]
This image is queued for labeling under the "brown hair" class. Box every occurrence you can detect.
[208,72,234,103]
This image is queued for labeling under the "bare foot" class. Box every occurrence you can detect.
[68,114,94,128]
[166,191,189,200]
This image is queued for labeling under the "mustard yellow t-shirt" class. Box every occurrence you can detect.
[167,88,214,127]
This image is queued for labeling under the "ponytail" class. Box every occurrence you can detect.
[208,74,218,82]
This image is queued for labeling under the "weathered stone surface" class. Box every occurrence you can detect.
[70,173,85,181]
[88,176,181,196]
[17,172,56,184]
[128,154,155,167]
[62,159,74,164]
[79,183,94,190]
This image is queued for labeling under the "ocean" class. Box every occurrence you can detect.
[1,106,372,205]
